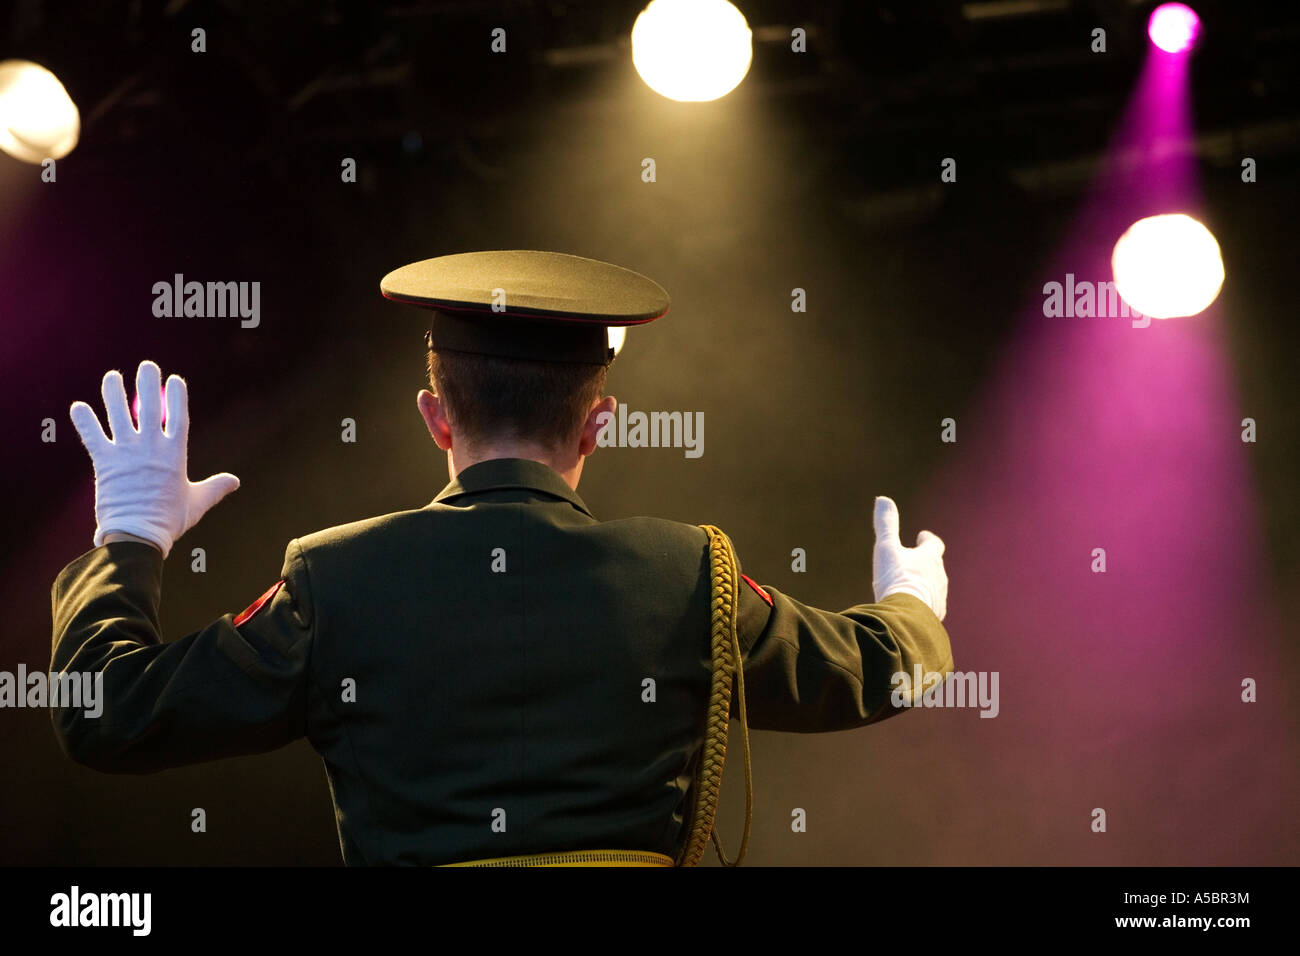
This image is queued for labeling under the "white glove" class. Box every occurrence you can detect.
[872,496,948,621]
[69,361,240,559]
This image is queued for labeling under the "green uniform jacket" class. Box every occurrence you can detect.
[49,457,953,865]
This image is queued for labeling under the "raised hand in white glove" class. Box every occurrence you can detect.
[69,360,240,559]
[872,496,948,621]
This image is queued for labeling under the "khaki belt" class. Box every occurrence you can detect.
[442,525,752,869]
[442,849,673,867]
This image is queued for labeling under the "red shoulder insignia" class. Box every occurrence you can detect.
[741,573,773,608]
[233,579,285,626]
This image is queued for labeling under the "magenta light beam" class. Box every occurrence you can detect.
[894,4,1291,864]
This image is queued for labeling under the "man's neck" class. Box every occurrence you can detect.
[449,442,584,490]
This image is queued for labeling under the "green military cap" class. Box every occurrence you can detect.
[380,250,670,365]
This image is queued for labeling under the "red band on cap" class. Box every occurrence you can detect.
[233,579,285,627]
[741,573,773,607]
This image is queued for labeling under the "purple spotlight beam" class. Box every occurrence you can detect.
[904,1,1292,864]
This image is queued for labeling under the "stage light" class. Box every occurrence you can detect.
[0,59,79,164]
[1111,213,1223,319]
[631,0,753,102]
[608,326,627,357]
[1147,3,1200,54]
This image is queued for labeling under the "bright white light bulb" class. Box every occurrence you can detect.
[1111,214,1224,319]
[1148,3,1201,55]
[0,59,80,164]
[608,325,628,356]
[632,0,753,103]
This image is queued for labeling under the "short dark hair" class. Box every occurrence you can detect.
[427,348,609,450]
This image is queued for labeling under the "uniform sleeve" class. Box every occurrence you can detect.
[731,564,954,733]
[48,539,315,773]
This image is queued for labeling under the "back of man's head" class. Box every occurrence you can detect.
[427,348,608,453]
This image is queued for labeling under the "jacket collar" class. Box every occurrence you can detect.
[429,457,595,518]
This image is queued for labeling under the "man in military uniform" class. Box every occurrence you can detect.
[50,251,952,866]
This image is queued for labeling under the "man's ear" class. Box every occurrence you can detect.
[417,389,453,451]
[579,394,618,457]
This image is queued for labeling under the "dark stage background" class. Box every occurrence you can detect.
[1,0,1296,865]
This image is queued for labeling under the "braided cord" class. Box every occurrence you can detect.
[676,525,753,867]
